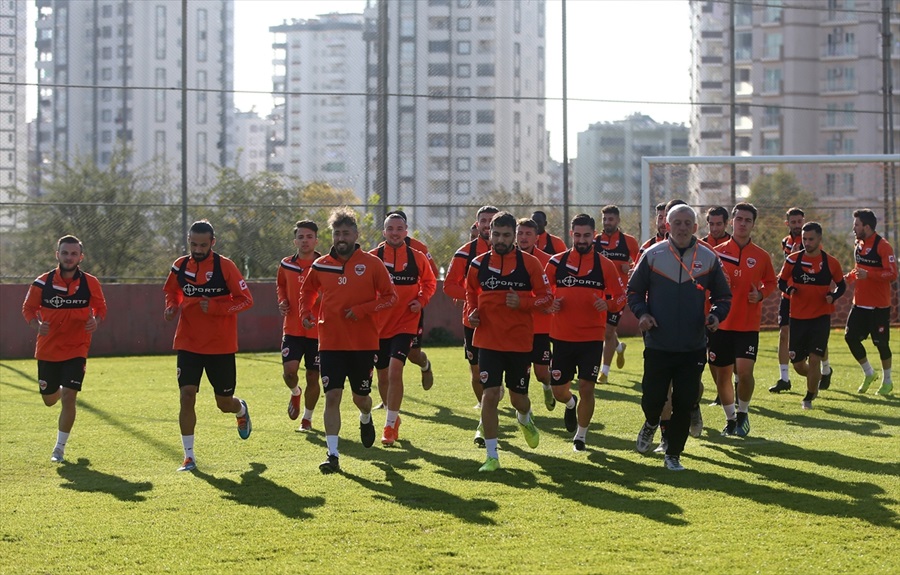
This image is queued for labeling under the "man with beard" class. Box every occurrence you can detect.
[466,212,554,471]
[701,206,732,248]
[300,208,397,473]
[770,207,806,393]
[638,202,667,258]
[843,209,896,396]
[164,220,254,472]
[531,210,568,255]
[594,205,639,384]
[547,214,626,451]
[370,213,436,445]
[23,235,107,463]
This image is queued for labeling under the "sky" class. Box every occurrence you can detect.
[27,0,693,162]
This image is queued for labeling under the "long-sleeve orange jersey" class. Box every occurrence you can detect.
[299,245,397,351]
[443,236,491,328]
[521,246,554,335]
[406,236,439,276]
[536,231,567,256]
[465,248,553,352]
[845,233,897,308]
[23,268,107,362]
[370,242,437,338]
[546,249,626,342]
[594,229,640,283]
[714,239,776,331]
[778,251,844,319]
[276,252,321,338]
[164,253,254,354]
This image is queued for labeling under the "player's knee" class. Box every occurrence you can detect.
[875,341,892,361]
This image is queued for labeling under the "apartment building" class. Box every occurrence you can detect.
[232,109,269,178]
[0,0,26,227]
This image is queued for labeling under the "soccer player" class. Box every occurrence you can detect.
[770,207,805,393]
[443,205,497,429]
[531,210,568,255]
[637,202,667,257]
[843,209,897,396]
[276,220,322,431]
[594,205,639,384]
[515,217,556,411]
[777,222,845,410]
[466,212,554,471]
[22,235,107,463]
[701,206,732,248]
[300,208,396,473]
[629,205,731,471]
[164,220,254,472]
[371,213,437,445]
[547,214,626,451]
[710,203,776,436]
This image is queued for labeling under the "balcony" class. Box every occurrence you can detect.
[734,115,753,131]
[762,44,783,61]
[735,81,753,96]
[820,78,857,94]
[734,47,752,62]
[820,10,858,24]
[760,114,781,129]
[820,114,856,130]
[760,79,782,96]
[821,42,857,59]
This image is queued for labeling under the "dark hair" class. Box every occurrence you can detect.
[328,207,358,229]
[490,211,517,230]
[801,221,822,235]
[294,220,318,235]
[601,205,620,216]
[571,213,595,230]
[387,209,407,222]
[189,219,215,238]
[664,199,687,213]
[516,217,538,230]
[384,212,407,227]
[57,235,83,251]
[706,206,729,222]
[853,209,877,230]
[732,202,758,222]
[785,207,805,218]
[477,205,500,217]
[655,203,666,212]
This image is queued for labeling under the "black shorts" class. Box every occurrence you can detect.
[778,297,791,327]
[410,312,425,349]
[319,350,376,396]
[375,334,414,370]
[463,326,480,366]
[606,311,622,327]
[531,333,552,366]
[550,339,603,385]
[845,306,891,347]
[708,330,759,366]
[789,316,831,363]
[177,351,237,396]
[478,348,531,394]
[37,357,86,395]
[281,335,319,371]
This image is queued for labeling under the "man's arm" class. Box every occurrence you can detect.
[443,248,469,300]
[207,260,253,315]
[416,251,438,307]
[707,257,732,323]
[626,253,651,319]
[350,262,397,317]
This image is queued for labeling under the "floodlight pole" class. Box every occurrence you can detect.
[561,0,569,235]
[181,0,188,254]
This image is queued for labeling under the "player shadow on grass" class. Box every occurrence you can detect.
[750,404,898,437]
[193,462,325,520]
[57,458,153,502]
[691,444,900,530]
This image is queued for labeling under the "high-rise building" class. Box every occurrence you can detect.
[232,109,269,178]
[0,0,27,227]
[269,13,367,199]
[690,0,899,206]
[35,0,234,196]
[573,114,689,208]
[363,0,548,229]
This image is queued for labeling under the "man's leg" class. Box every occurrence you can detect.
[283,359,302,419]
[600,323,618,382]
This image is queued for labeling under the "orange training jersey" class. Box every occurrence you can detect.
[164,252,254,354]
[522,246,553,335]
[594,229,640,284]
[546,249,625,342]
[443,236,491,328]
[23,267,107,362]
[701,233,732,249]
[406,236,439,276]
[846,233,897,308]
[638,233,666,258]
[536,231,567,256]
[465,248,553,352]
[370,242,437,338]
[779,250,844,319]
[714,239,776,332]
[276,252,321,338]
[300,245,397,351]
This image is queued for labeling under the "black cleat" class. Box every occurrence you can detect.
[573,439,586,452]
[360,419,376,448]
[319,453,340,474]
[564,396,578,433]
[818,371,832,390]
[769,379,791,393]
[722,419,737,436]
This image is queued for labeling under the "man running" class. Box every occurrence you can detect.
[701,206,732,248]
[531,210,568,255]
[770,207,805,393]
[22,235,107,463]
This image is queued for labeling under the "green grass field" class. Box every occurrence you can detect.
[1,330,898,575]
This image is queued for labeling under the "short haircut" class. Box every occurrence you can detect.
[706,206,729,222]
[328,207,358,229]
[57,235,83,251]
[490,211,517,230]
[664,199,687,214]
[853,208,877,230]
[801,221,822,235]
[294,220,318,235]
[384,213,407,227]
[666,204,697,224]
[189,219,215,238]
[516,217,538,230]
[387,209,407,222]
[655,202,666,212]
[601,205,620,216]
[571,213,596,230]
[732,202,758,222]
[477,205,500,218]
[785,207,805,219]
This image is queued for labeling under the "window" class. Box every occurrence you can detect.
[429,40,450,53]
[456,134,471,148]
[457,63,471,78]
[155,69,166,122]
[456,110,471,125]
[476,110,494,124]
[428,63,451,77]
[428,134,449,148]
[456,158,471,172]
[196,8,207,62]
[457,17,471,32]
[456,181,471,195]
[763,68,782,93]
[476,134,494,147]
[429,16,450,30]
[156,5,166,59]
[477,64,494,77]
[457,41,471,55]
[456,87,471,101]
[196,132,207,185]
[428,110,451,123]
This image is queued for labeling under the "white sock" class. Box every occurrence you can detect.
[600,364,611,376]
[616,341,625,353]
[290,386,301,396]
[386,409,399,428]
[737,399,750,413]
[55,430,70,452]
[779,364,790,381]
[303,408,313,420]
[734,374,740,385]
[883,368,892,383]
[516,409,531,425]
[485,438,499,459]
[861,360,875,376]
[722,403,736,420]
[181,435,195,460]
[326,435,339,457]
[565,396,576,409]
[574,425,588,442]
[359,411,371,424]
[822,360,832,376]
[421,359,431,372]
[236,400,247,417]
